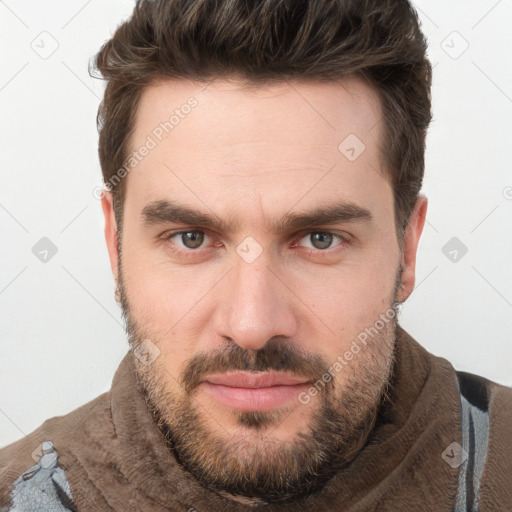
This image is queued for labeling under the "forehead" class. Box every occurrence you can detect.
[132,75,382,152]
[124,76,392,231]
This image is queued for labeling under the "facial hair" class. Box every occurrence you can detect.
[116,261,402,505]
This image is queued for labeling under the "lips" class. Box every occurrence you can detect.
[199,371,312,412]
[204,371,310,388]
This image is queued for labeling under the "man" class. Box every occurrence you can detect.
[1,0,511,510]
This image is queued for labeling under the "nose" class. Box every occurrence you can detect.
[213,249,298,351]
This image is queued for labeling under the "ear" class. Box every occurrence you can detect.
[101,190,119,282]
[396,194,428,303]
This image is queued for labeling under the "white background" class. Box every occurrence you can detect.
[1,1,511,448]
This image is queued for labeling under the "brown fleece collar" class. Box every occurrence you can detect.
[4,325,509,511]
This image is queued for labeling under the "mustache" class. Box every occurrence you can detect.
[181,338,332,395]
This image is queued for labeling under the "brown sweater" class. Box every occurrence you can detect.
[1,325,511,511]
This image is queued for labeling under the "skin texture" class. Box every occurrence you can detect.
[101,76,427,504]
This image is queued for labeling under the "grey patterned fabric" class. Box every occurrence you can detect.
[7,441,75,512]
[453,386,490,511]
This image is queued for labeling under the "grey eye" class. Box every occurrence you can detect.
[179,231,205,249]
[303,232,335,250]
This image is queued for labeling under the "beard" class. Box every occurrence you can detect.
[116,261,402,505]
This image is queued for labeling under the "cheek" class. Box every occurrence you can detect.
[307,257,398,352]
[122,249,209,366]
[122,245,196,319]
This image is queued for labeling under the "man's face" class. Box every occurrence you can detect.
[103,77,420,504]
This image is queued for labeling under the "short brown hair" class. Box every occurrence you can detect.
[92,0,432,241]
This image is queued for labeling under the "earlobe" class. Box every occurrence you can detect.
[101,190,120,281]
[396,195,428,303]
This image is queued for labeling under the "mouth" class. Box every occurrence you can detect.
[199,371,311,412]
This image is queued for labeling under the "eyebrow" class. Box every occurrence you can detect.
[141,199,373,233]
